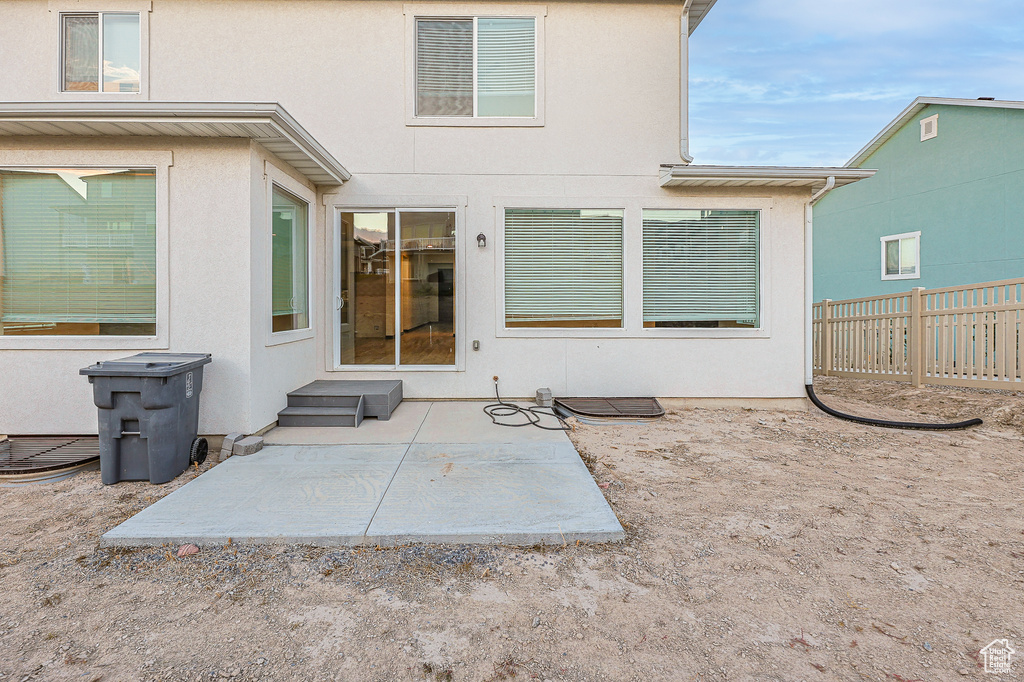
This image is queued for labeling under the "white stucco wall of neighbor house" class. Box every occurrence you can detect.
[0,137,257,435]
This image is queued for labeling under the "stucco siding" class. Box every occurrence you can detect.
[0,137,255,435]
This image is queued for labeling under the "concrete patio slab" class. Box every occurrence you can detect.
[102,445,408,546]
[365,444,621,545]
[413,401,568,443]
[102,402,624,547]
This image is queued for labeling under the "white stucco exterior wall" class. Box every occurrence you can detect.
[0,137,257,435]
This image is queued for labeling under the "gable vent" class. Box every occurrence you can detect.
[920,114,938,141]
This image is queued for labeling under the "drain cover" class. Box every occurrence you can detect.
[0,437,100,483]
[554,398,664,419]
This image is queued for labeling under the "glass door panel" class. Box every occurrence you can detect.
[338,212,396,365]
[399,211,456,365]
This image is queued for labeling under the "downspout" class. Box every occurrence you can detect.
[804,177,834,384]
[679,0,694,164]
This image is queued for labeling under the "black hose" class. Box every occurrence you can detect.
[805,383,982,431]
[483,379,572,431]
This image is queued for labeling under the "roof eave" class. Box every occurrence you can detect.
[659,164,876,192]
[0,101,350,187]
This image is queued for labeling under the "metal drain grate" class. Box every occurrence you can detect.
[554,397,665,419]
[0,437,100,476]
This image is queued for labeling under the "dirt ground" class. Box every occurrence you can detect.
[1,377,1022,681]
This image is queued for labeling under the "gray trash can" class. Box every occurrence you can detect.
[80,353,212,485]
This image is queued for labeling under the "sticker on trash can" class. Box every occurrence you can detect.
[186,371,194,398]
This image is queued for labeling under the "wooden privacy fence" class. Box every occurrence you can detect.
[813,278,1023,388]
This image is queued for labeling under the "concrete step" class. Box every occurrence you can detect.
[277,399,364,428]
[286,380,402,421]
[287,393,363,409]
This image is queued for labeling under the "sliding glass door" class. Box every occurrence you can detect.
[336,209,456,368]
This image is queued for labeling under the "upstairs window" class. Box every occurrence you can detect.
[62,12,140,93]
[881,231,920,280]
[416,17,536,118]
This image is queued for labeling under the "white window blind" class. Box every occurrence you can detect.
[0,168,157,335]
[504,209,623,327]
[642,210,760,327]
[416,17,535,118]
[416,19,473,116]
[477,18,536,117]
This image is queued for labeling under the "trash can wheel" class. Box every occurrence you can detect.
[189,437,208,466]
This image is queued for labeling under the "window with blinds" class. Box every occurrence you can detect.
[416,17,536,118]
[0,168,157,336]
[504,209,623,328]
[642,209,760,328]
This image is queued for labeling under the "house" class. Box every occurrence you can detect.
[814,97,1024,302]
[0,0,873,436]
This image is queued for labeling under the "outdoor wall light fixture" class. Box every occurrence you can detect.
[477,233,487,248]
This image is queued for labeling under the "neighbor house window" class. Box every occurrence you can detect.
[61,12,140,93]
[0,167,156,336]
[642,210,760,328]
[504,209,623,328]
[881,231,920,280]
[271,186,310,333]
[416,17,536,117]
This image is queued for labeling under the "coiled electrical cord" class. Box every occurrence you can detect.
[806,383,982,431]
[483,377,572,431]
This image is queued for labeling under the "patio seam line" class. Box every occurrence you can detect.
[360,401,434,541]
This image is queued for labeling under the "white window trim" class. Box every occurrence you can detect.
[880,230,921,281]
[0,149,171,350]
[324,195,468,372]
[920,114,938,141]
[265,165,316,347]
[404,3,546,127]
[494,196,772,339]
[640,207,767,337]
[49,0,152,100]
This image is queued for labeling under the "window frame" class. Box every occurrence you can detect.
[266,167,316,347]
[325,194,468,372]
[880,230,921,281]
[51,1,151,100]
[0,150,171,350]
[640,208,763,332]
[404,3,546,127]
[495,196,772,339]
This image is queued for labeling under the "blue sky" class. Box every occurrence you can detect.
[688,0,1024,167]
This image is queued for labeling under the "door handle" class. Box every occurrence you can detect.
[336,295,345,310]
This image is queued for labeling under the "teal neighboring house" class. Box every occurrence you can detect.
[814,97,1024,302]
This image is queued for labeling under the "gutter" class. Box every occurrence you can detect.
[804,177,835,384]
[679,0,693,164]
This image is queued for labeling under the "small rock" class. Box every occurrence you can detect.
[256,658,266,666]
[532,617,540,628]
[922,641,932,652]
[176,544,199,558]
[576,633,583,640]
[958,669,969,676]
[890,561,901,572]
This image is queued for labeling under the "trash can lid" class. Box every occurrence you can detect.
[80,352,212,377]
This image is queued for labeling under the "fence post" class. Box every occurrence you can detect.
[821,299,832,376]
[910,287,925,387]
